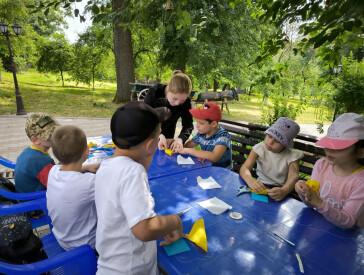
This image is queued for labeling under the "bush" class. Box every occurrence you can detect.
[331,56,364,114]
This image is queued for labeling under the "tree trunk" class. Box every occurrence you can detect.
[213,79,218,92]
[61,70,64,87]
[112,0,135,104]
[92,69,95,90]
[0,71,2,81]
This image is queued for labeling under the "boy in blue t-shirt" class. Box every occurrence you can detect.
[15,113,60,193]
[175,101,232,169]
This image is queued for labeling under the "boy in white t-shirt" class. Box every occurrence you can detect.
[95,101,184,275]
[47,125,100,251]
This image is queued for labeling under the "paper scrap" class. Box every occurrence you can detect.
[177,155,195,165]
[251,193,268,203]
[165,149,173,156]
[163,238,190,256]
[187,219,207,252]
[197,176,222,190]
[296,253,304,273]
[198,197,232,215]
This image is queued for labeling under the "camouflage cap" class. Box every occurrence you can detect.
[25,113,60,141]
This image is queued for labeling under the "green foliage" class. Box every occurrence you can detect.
[70,24,113,88]
[261,92,304,126]
[254,0,364,68]
[331,55,364,114]
[36,33,73,85]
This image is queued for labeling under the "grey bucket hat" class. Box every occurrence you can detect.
[265,117,300,148]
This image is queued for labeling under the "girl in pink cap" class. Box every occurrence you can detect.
[296,113,364,228]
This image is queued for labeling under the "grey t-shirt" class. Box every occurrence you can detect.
[253,142,303,186]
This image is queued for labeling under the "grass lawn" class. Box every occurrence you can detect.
[1,69,331,124]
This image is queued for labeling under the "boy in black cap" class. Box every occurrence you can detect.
[95,101,184,274]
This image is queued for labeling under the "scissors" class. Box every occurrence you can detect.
[177,207,192,216]
[237,185,251,196]
[197,157,206,166]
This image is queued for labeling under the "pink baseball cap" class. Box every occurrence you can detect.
[189,102,222,122]
[315,113,364,150]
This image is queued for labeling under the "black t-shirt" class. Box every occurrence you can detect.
[144,84,193,143]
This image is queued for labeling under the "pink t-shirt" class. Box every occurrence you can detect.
[300,158,364,228]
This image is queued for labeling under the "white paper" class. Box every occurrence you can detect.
[198,197,232,215]
[177,155,195,165]
[197,176,222,190]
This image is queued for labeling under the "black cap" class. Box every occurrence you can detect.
[111,101,171,149]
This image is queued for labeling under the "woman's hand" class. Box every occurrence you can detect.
[170,138,183,152]
[158,134,168,150]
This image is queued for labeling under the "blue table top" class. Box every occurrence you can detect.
[150,166,364,274]
[86,135,212,180]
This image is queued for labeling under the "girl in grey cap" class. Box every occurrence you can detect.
[239,117,303,201]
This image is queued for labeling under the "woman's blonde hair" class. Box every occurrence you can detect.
[168,70,191,95]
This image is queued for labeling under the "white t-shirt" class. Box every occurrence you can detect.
[253,142,304,186]
[46,165,97,251]
[95,156,157,275]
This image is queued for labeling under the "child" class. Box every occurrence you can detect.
[46,125,100,251]
[144,70,193,152]
[175,101,233,169]
[240,117,303,201]
[95,102,184,274]
[295,113,364,228]
[15,113,60,193]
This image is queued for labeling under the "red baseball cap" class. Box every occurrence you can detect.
[189,101,222,122]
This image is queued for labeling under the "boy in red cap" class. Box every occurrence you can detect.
[175,101,232,169]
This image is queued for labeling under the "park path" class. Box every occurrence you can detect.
[0,114,328,172]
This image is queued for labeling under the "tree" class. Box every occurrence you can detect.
[253,0,364,69]
[71,25,112,89]
[36,34,73,86]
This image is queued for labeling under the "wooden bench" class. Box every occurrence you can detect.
[219,118,325,179]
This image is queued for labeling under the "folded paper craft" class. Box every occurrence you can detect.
[187,219,207,252]
[251,189,268,195]
[306,179,320,194]
[165,149,173,156]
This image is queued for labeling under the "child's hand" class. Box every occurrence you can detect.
[82,163,100,173]
[170,138,183,152]
[295,180,308,196]
[249,179,266,193]
[159,232,187,246]
[267,187,288,201]
[295,180,323,207]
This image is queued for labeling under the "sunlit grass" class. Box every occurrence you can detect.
[1,69,331,124]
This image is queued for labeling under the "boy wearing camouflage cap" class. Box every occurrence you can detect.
[14,113,60,193]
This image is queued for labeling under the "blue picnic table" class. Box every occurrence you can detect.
[151,166,364,274]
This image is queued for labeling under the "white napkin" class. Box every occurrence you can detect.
[177,155,195,165]
[198,197,232,215]
[197,176,222,190]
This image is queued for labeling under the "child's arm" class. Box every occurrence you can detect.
[297,179,364,229]
[175,145,227,163]
[131,214,185,244]
[184,140,197,148]
[267,159,300,201]
[239,150,266,193]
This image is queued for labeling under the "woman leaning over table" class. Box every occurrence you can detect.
[144,70,193,151]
